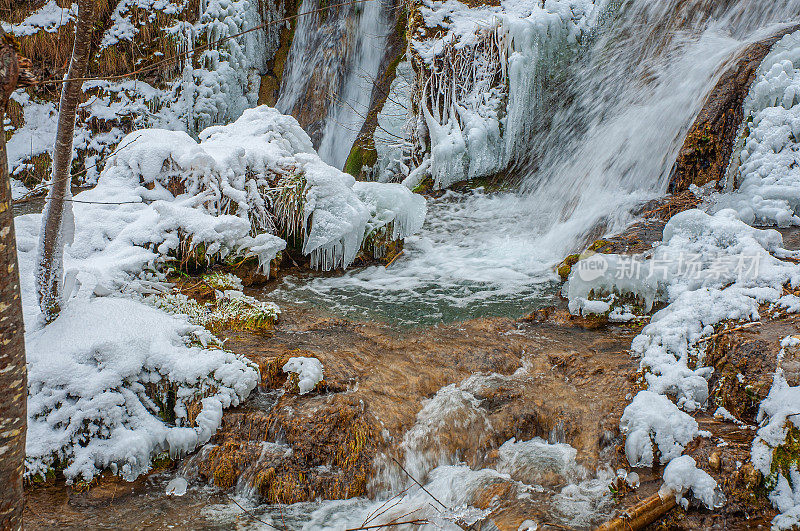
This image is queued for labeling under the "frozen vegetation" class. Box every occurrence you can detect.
[402,0,603,189]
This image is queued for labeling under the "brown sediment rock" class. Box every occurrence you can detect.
[669,24,800,193]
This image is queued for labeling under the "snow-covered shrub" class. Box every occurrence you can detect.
[108,106,426,271]
[23,296,259,483]
[404,0,600,189]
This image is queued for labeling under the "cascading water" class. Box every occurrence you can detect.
[276,0,392,168]
[272,0,800,327]
[195,0,800,527]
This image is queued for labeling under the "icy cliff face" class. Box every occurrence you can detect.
[404,0,602,189]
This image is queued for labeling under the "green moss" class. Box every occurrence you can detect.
[343,142,378,177]
[412,176,434,194]
[768,426,800,490]
[557,253,581,280]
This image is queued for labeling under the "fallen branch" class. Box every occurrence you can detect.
[391,457,448,510]
[385,250,405,268]
[696,321,761,344]
[595,491,677,531]
[345,519,429,530]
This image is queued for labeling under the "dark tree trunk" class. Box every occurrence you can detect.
[0,29,26,531]
[36,0,95,321]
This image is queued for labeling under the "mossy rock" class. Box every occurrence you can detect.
[768,426,800,489]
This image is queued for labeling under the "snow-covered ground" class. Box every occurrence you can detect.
[566,29,800,528]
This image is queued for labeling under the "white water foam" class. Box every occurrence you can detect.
[269,190,562,325]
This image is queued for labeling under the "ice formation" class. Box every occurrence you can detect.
[712,30,800,227]
[103,106,425,271]
[282,357,324,395]
[751,336,800,530]
[562,26,800,527]
[405,0,601,188]
[568,209,799,412]
[620,391,700,468]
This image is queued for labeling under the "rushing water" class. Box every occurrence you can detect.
[215,0,800,527]
[277,0,392,169]
[268,190,562,326]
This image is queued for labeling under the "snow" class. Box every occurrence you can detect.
[619,391,700,468]
[282,357,324,395]
[6,92,58,178]
[23,297,258,482]
[10,103,425,483]
[752,368,800,478]
[660,455,723,510]
[166,476,189,496]
[711,30,800,227]
[103,106,424,271]
[3,0,76,37]
[568,209,799,413]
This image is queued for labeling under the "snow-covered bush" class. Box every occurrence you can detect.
[24,297,259,482]
[105,106,425,271]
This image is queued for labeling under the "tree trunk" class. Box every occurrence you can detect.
[0,30,26,531]
[36,0,95,322]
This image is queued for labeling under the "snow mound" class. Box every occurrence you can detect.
[660,455,723,510]
[25,297,258,482]
[620,391,700,468]
[282,357,324,394]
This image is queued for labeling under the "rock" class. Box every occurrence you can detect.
[669,25,800,193]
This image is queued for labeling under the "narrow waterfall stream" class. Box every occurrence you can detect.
[277,0,392,169]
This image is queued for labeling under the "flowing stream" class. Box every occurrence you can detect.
[191,0,800,528]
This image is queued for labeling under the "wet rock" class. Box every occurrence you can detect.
[669,25,800,193]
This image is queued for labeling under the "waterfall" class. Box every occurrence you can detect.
[273,0,800,327]
[276,0,392,169]
[520,0,800,255]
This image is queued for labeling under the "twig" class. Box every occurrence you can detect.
[385,250,404,268]
[391,457,448,510]
[696,321,761,344]
[345,519,429,530]
[226,495,283,530]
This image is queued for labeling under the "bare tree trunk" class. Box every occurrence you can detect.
[36,0,94,321]
[0,30,26,531]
